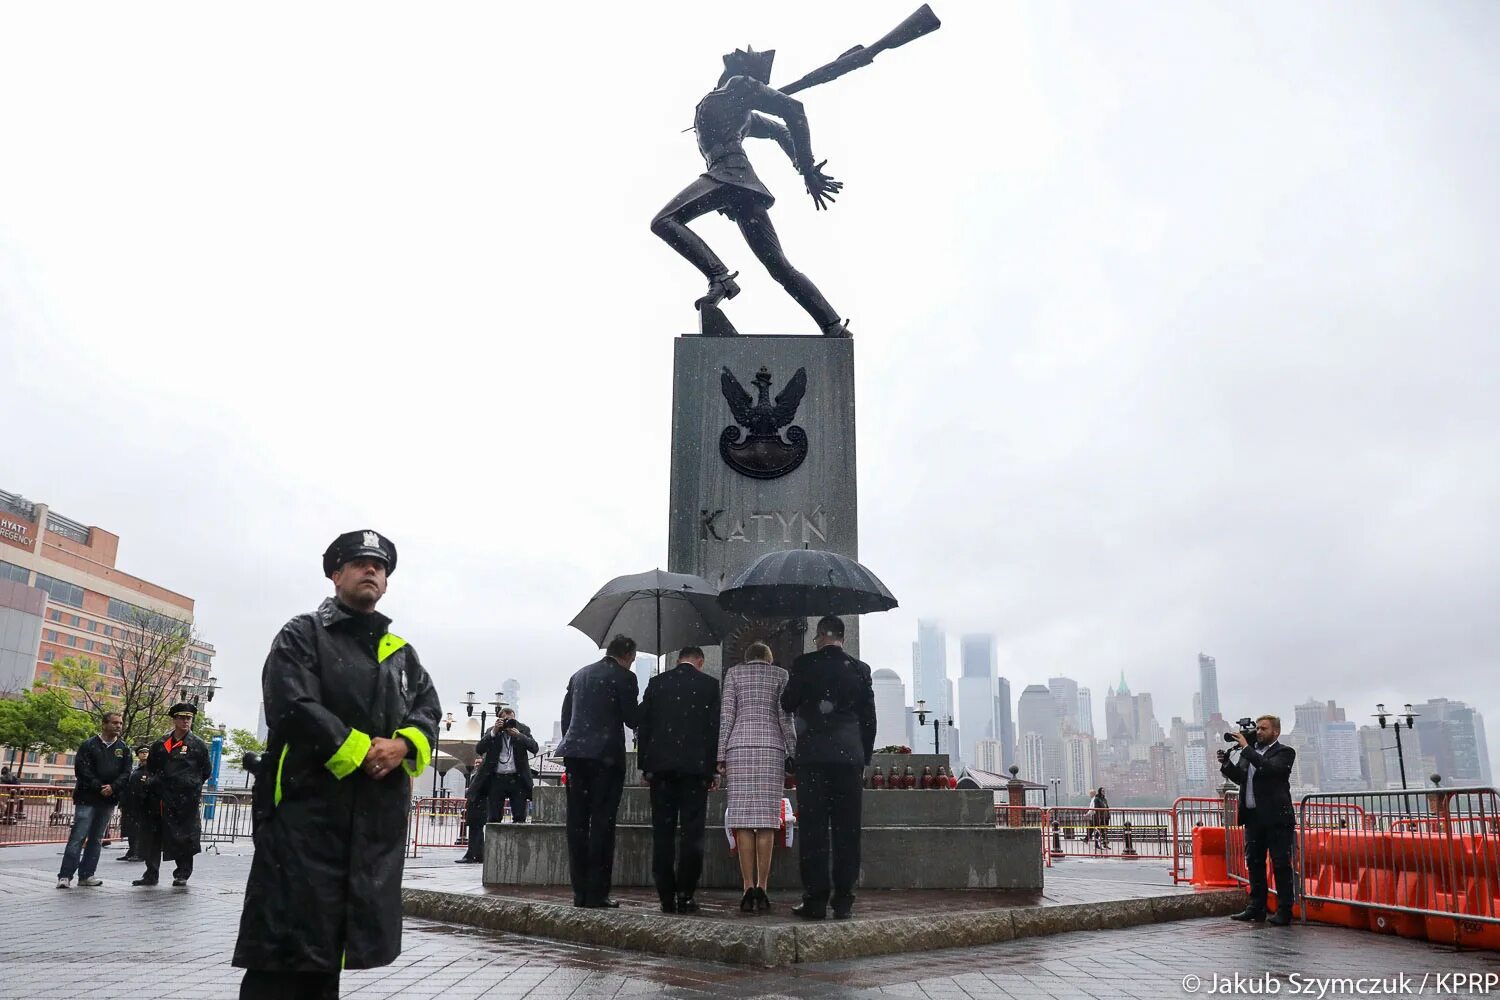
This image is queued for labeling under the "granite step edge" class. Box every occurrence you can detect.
[401,886,1248,967]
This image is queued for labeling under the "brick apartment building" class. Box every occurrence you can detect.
[0,488,215,784]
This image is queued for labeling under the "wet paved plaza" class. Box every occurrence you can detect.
[2,843,1496,998]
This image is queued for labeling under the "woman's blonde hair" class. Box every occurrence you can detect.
[744,641,773,662]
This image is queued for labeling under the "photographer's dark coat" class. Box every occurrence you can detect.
[233,599,441,973]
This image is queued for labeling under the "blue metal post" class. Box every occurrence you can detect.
[204,733,224,819]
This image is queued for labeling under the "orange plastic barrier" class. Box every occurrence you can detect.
[1190,826,1239,888]
[1300,828,1500,948]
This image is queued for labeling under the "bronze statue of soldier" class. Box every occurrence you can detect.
[651,7,940,337]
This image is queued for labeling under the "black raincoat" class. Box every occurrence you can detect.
[143,731,212,858]
[233,599,441,973]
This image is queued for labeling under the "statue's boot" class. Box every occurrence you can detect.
[822,318,852,338]
[695,271,741,311]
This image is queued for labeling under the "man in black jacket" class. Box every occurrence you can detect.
[57,711,131,888]
[553,634,640,908]
[781,616,877,920]
[637,646,720,913]
[116,744,151,862]
[1219,714,1298,926]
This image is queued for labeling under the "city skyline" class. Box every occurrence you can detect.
[891,619,1497,789]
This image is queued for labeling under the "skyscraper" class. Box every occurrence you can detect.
[1320,721,1362,784]
[502,678,521,719]
[872,668,908,750]
[1077,687,1094,737]
[1197,653,1220,722]
[1062,733,1096,800]
[912,620,950,720]
[1016,683,1063,784]
[995,677,1015,770]
[1412,699,1489,783]
[957,634,996,766]
[1049,677,1080,734]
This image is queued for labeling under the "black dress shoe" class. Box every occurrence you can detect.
[1268,910,1293,926]
[131,878,158,887]
[740,888,757,913]
[660,900,677,913]
[832,906,853,920]
[597,897,620,908]
[754,888,770,912]
[116,855,138,862]
[676,896,699,914]
[1230,907,1266,922]
[791,902,826,920]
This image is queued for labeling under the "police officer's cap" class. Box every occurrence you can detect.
[167,702,198,717]
[322,529,397,577]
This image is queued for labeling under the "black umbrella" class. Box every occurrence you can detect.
[717,549,898,617]
[568,569,732,658]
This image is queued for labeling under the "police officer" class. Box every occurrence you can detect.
[233,530,441,1000]
[133,703,213,887]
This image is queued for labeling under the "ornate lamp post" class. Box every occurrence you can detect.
[1373,703,1419,791]
[910,700,953,756]
[462,691,507,735]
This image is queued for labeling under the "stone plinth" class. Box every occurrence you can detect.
[667,334,859,675]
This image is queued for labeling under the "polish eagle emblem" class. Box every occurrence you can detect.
[719,365,809,479]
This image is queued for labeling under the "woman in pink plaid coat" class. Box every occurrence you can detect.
[717,641,797,912]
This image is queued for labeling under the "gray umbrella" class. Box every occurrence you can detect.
[717,548,899,616]
[568,569,732,658]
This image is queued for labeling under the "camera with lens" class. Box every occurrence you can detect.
[1222,717,1257,744]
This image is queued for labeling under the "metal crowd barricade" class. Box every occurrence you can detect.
[1295,787,1500,948]
[1044,806,1175,860]
[0,784,121,847]
[407,795,466,857]
[200,791,254,848]
[1170,795,1232,883]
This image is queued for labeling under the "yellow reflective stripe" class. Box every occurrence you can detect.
[394,726,431,778]
[274,744,290,806]
[377,633,407,663]
[324,728,371,779]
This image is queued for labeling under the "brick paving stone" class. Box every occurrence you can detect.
[3,843,1499,998]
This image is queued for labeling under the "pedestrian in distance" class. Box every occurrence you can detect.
[1087,787,1111,850]
[1220,715,1297,927]
[638,645,720,914]
[56,711,131,888]
[781,616,876,921]
[116,744,151,862]
[716,640,795,913]
[233,529,441,999]
[133,702,212,888]
[553,634,640,908]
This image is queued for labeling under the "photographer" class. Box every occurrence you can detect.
[477,708,538,826]
[1218,715,1297,926]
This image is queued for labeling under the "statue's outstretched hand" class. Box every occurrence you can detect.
[804,160,843,211]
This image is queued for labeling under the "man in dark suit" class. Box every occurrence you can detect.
[781,615,877,920]
[554,634,641,908]
[1219,714,1297,926]
[637,646,720,914]
[458,707,540,864]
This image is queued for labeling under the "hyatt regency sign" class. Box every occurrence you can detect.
[0,517,32,547]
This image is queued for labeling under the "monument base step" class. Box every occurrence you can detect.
[482,822,1042,890]
[402,884,1246,967]
[528,784,996,827]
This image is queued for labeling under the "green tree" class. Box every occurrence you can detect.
[51,604,205,746]
[0,687,95,780]
[227,727,265,759]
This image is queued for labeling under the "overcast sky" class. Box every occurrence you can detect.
[2,2,1495,775]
